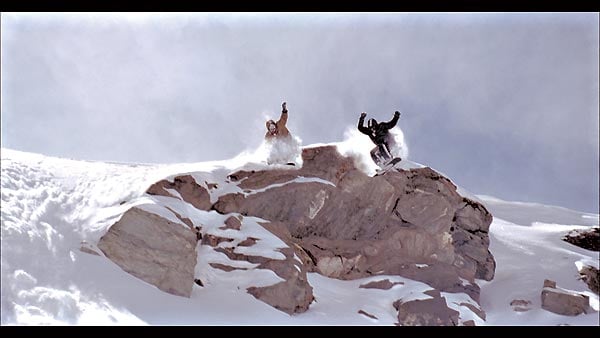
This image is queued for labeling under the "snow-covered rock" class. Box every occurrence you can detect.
[246,244,314,315]
[393,289,460,326]
[146,174,213,211]
[212,145,495,301]
[201,219,314,314]
[98,207,198,297]
[578,265,599,295]
[2,147,598,325]
[359,279,404,290]
[562,227,599,251]
[98,145,493,318]
[541,279,593,316]
[510,299,533,312]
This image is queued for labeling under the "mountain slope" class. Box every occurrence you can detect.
[1,147,598,325]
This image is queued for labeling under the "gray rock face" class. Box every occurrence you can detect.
[393,291,459,326]
[213,146,495,299]
[98,207,198,297]
[541,279,592,316]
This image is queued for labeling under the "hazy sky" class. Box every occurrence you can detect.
[1,13,598,213]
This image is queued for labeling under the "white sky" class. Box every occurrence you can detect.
[1,12,598,213]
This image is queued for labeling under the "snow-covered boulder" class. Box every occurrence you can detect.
[541,279,593,316]
[98,207,198,297]
[393,290,459,326]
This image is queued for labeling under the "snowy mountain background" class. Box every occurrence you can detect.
[1,130,598,325]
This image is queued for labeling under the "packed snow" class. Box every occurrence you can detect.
[1,139,598,325]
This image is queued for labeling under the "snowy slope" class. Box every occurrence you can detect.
[1,147,598,325]
[476,195,599,326]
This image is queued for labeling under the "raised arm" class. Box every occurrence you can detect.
[357,112,370,135]
[277,101,288,127]
[380,111,400,130]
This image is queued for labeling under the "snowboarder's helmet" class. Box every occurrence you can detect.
[368,118,377,128]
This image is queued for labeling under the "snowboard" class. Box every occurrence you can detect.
[375,157,402,176]
[266,161,296,166]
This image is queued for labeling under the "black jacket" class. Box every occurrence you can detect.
[358,112,400,145]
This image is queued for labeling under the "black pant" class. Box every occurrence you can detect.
[378,143,392,160]
[370,142,392,164]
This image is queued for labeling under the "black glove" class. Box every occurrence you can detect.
[282,102,287,111]
[394,111,401,117]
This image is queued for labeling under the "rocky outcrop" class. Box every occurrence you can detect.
[98,207,198,297]
[246,245,314,315]
[579,265,599,294]
[203,220,314,315]
[459,302,486,321]
[147,174,212,211]
[541,279,593,316]
[393,290,459,326]
[563,227,599,251]
[100,144,494,321]
[213,146,495,300]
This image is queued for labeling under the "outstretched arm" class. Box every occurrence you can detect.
[277,101,288,126]
[380,111,400,130]
[357,112,370,135]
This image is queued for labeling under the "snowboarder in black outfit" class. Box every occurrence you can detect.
[358,111,401,166]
